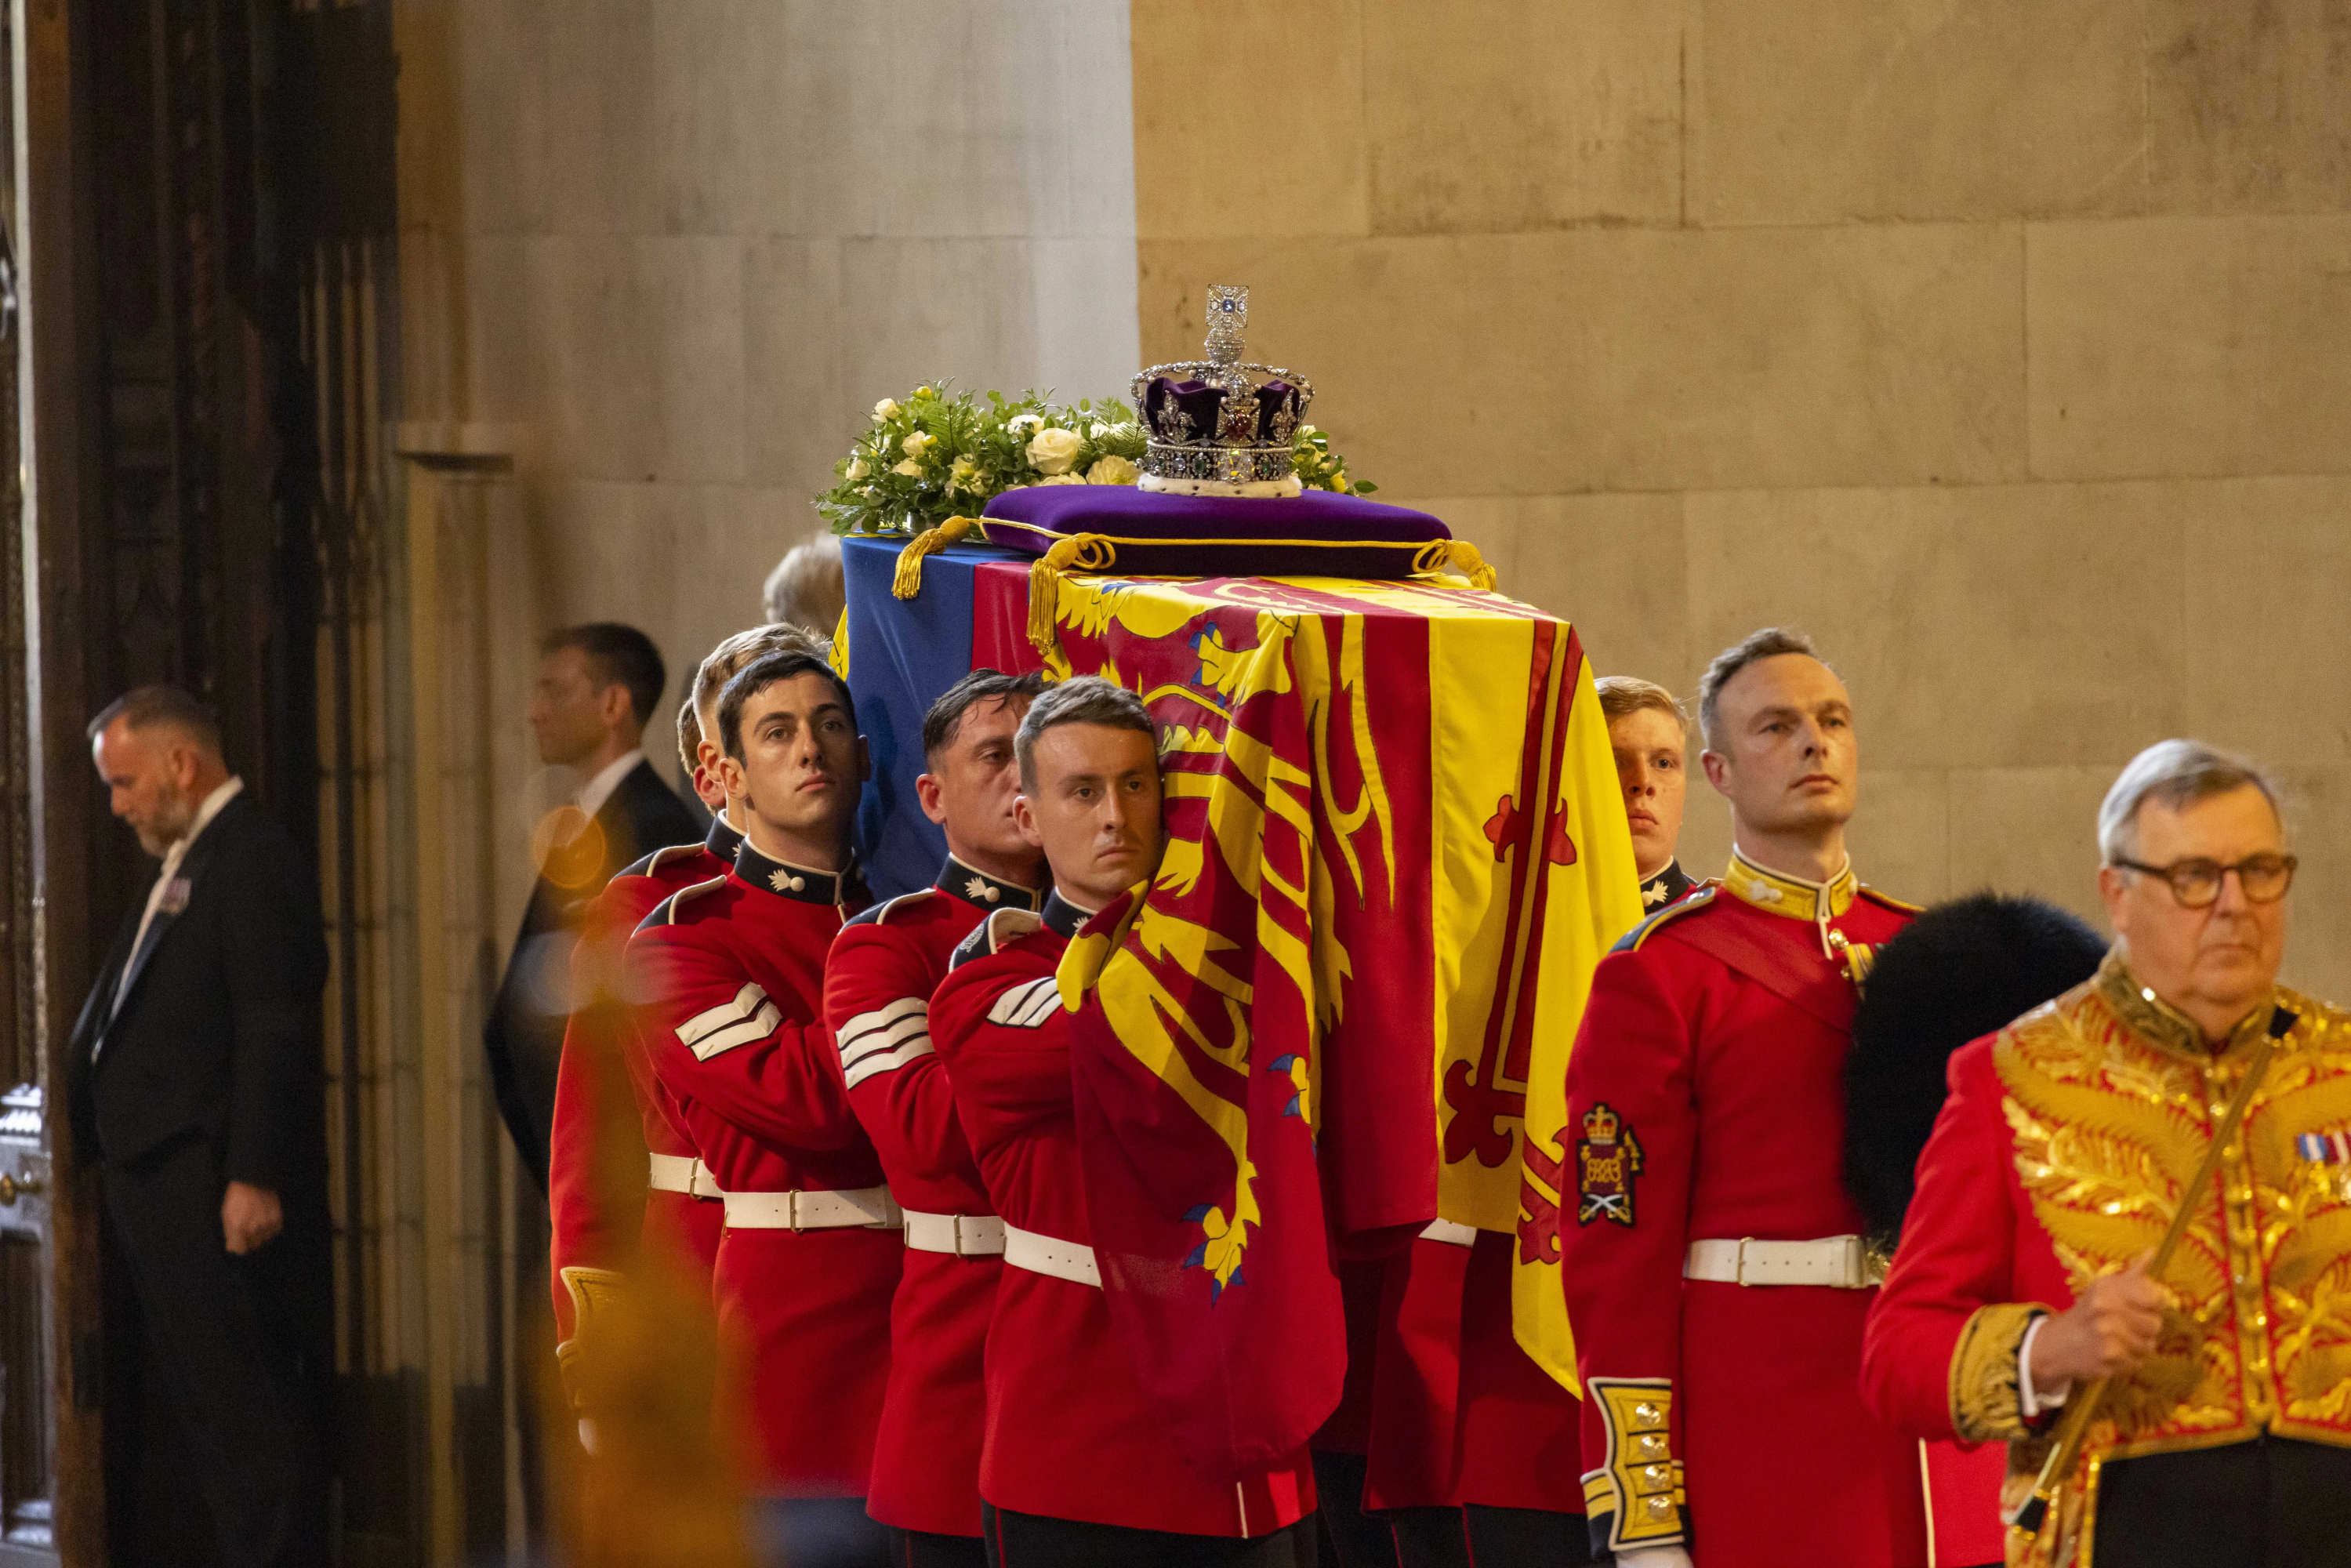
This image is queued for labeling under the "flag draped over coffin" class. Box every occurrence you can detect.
[1027,570,1643,1479]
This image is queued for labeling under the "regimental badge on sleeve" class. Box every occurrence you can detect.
[1576,1102,1643,1227]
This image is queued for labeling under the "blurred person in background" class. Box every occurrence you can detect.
[765,530,847,637]
[487,622,701,1193]
[71,686,332,1568]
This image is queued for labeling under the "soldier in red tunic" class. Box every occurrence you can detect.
[1560,628,1993,1567]
[930,677,1319,1566]
[629,648,901,1568]
[547,626,821,1406]
[822,670,1047,1567]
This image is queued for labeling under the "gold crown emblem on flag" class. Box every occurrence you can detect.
[1131,285,1315,498]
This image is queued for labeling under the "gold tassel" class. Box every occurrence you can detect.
[1026,533,1115,659]
[892,515,978,600]
[1436,539,1498,591]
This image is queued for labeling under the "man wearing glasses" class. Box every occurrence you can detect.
[1863,739,2351,1566]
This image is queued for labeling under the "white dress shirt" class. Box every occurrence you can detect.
[575,748,644,823]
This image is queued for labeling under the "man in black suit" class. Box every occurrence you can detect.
[487,622,701,1192]
[70,685,331,1568]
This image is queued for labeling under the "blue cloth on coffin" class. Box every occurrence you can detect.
[840,533,1026,900]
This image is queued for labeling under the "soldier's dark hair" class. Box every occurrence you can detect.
[923,670,1049,764]
[542,622,667,729]
[717,649,858,763]
[1013,677,1155,793]
[1696,627,1823,752]
[86,684,223,757]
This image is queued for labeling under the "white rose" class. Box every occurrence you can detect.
[902,430,931,459]
[892,459,923,477]
[1090,422,1110,439]
[873,397,900,423]
[1036,472,1085,486]
[1027,426,1083,475]
[844,457,869,482]
[1007,413,1042,435]
[1297,424,1316,437]
[1086,455,1139,485]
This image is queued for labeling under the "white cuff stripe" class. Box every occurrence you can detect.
[843,1039,936,1088]
[689,1001,781,1061]
[677,981,770,1047]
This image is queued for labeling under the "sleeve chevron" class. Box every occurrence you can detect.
[675,980,782,1061]
[837,996,934,1087]
[985,975,1062,1029]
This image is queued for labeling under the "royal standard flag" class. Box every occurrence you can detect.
[1025,567,1642,1477]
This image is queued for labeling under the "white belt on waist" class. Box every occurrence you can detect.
[1420,1218,1478,1247]
[903,1210,1007,1258]
[1685,1235,1881,1289]
[648,1153,724,1200]
[723,1186,903,1232]
[1002,1224,1100,1287]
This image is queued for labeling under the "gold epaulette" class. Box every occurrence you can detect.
[1611,884,1718,954]
[1856,884,1924,916]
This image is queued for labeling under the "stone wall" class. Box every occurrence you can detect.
[399,0,1143,803]
[1131,0,2351,998]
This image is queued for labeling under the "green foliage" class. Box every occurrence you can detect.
[817,381,1376,536]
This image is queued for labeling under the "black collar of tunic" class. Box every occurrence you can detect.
[937,855,1044,914]
[1641,859,1694,911]
[1042,890,1094,941]
[733,838,856,907]
[706,813,745,863]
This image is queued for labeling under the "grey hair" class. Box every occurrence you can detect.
[1696,626,1820,751]
[764,532,847,634]
[2096,739,2282,865]
[87,684,224,757]
[1014,676,1154,793]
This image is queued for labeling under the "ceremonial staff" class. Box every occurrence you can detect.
[2010,1004,2299,1543]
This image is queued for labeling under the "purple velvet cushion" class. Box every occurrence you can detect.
[979,485,1452,580]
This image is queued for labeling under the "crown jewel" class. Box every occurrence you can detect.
[1132,286,1314,498]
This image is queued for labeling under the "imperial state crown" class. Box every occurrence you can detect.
[1133,285,1313,497]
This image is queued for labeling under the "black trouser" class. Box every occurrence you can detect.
[1311,1451,1398,1568]
[750,1497,894,1568]
[2094,1436,2351,1567]
[1388,1504,1591,1568]
[102,1141,329,1568]
[889,1524,990,1568]
[982,1504,1318,1568]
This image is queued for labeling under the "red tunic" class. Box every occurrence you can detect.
[929,900,1318,1537]
[629,843,900,1498]
[1364,1229,1585,1515]
[1863,966,2351,1563]
[547,828,735,1338]
[822,859,1040,1537]
[1560,853,1955,1566]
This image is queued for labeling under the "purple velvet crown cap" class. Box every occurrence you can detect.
[979,485,1453,581]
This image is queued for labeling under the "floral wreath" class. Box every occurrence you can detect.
[818,383,1373,538]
